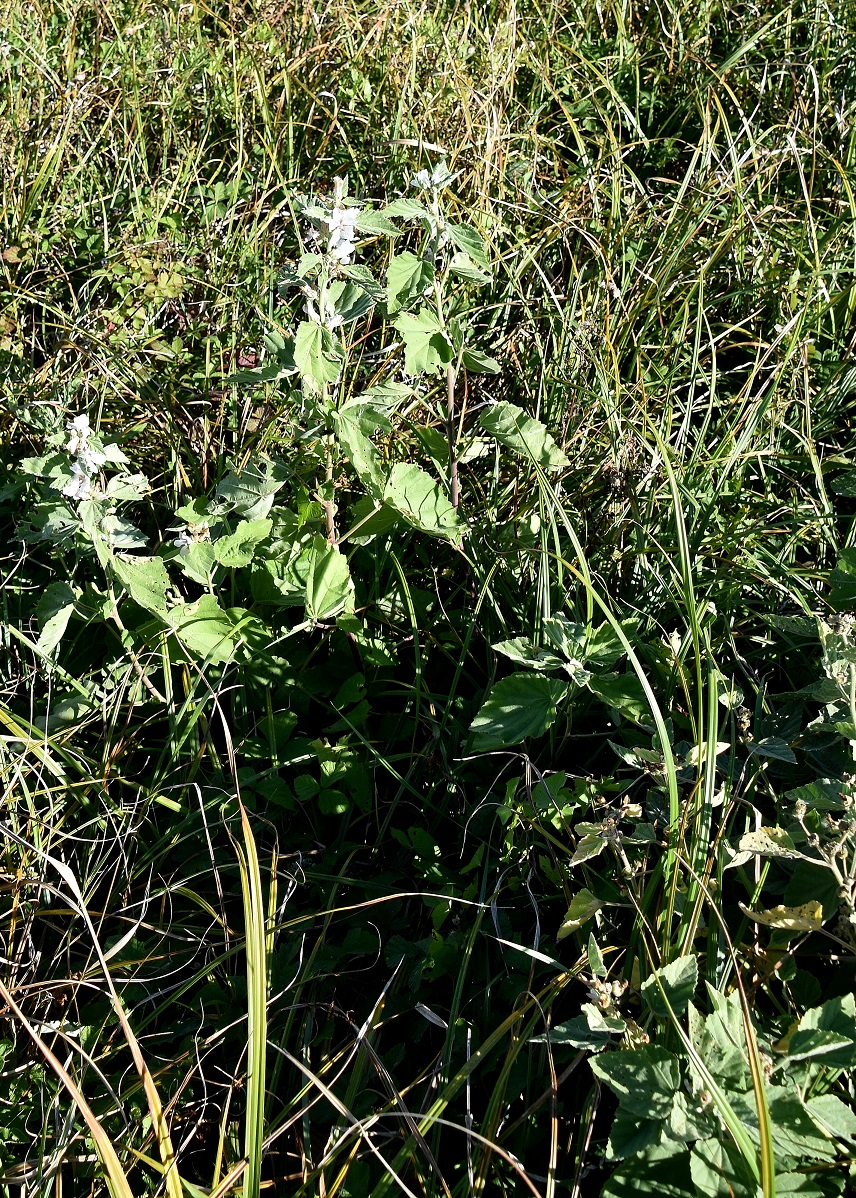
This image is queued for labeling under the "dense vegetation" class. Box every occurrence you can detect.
[2,0,856,1194]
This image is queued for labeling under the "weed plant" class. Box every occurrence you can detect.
[2,0,856,1195]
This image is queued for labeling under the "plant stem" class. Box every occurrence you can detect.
[446,363,459,510]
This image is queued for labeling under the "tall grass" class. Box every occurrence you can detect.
[2,0,856,1194]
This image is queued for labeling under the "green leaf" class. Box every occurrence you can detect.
[641,954,699,1020]
[557,889,603,938]
[828,548,856,610]
[112,554,171,616]
[214,519,272,568]
[383,463,462,538]
[470,673,567,750]
[393,309,454,375]
[355,209,399,236]
[492,637,566,672]
[831,472,856,497]
[381,198,432,221]
[445,222,490,269]
[589,673,650,723]
[385,251,435,313]
[305,536,354,622]
[177,541,218,586]
[782,1028,855,1063]
[766,1089,838,1161]
[570,832,607,866]
[215,459,289,519]
[793,994,856,1068]
[166,595,243,664]
[602,1149,695,1196]
[805,1094,856,1143]
[327,279,375,323]
[448,251,491,285]
[532,1003,624,1048]
[293,320,343,391]
[591,1046,682,1121]
[338,263,386,301]
[479,401,569,470]
[332,405,387,498]
[461,347,500,374]
[37,582,77,656]
[690,1137,758,1198]
[747,736,797,763]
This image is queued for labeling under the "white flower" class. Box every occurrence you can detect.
[78,443,107,474]
[174,530,194,555]
[326,205,360,264]
[411,169,432,189]
[66,413,91,455]
[62,461,96,501]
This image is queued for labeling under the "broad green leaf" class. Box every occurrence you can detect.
[690,1137,758,1198]
[214,518,272,568]
[492,637,566,672]
[785,779,847,811]
[305,536,354,622]
[570,833,607,865]
[461,347,500,374]
[445,222,490,268]
[381,198,432,220]
[805,1094,856,1143]
[543,613,587,659]
[747,736,797,763]
[469,672,567,750]
[641,954,698,1019]
[603,1148,700,1196]
[385,251,434,313]
[779,1028,856,1063]
[831,472,856,497]
[357,381,414,407]
[479,401,569,470]
[557,889,603,938]
[828,548,856,610]
[531,1003,624,1049]
[448,251,491,284]
[339,263,386,301]
[765,1088,838,1161]
[327,279,375,323]
[776,1173,842,1196]
[591,1045,682,1121]
[112,553,170,616]
[166,595,243,664]
[393,309,454,375]
[293,320,343,391]
[215,459,289,519]
[589,673,650,723]
[177,542,218,586]
[355,209,399,236]
[588,933,606,977]
[332,406,387,498]
[791,994,856,1068]
[383,463,462,539]
[37,582,77,656]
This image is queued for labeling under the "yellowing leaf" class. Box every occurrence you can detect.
[738,901,823,932]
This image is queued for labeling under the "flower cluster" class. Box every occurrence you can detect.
[303,177,362,267]
[173,521,210,555]
[62,414,105,501]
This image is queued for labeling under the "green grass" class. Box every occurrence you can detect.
[2,0,856,1194]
